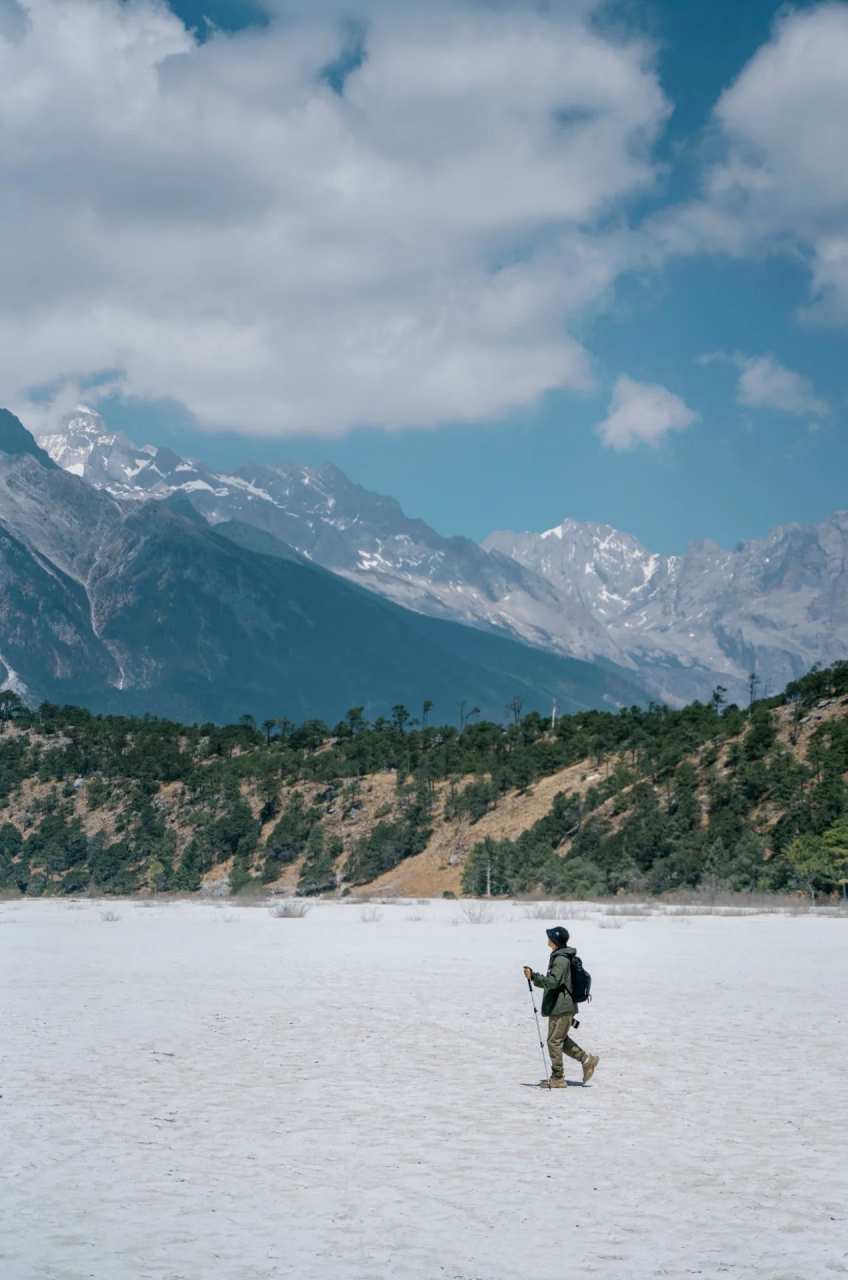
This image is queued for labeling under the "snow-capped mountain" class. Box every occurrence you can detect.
[484,516,848,704]
[34,409,848,706]
[33,409,626,670]
[37,410,157,488]
[0,410,644,721]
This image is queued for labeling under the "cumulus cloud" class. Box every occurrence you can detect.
[737,356,830,417]
[742,353,830,417]
[0,0,669,435]
[594,376,697,450]
[700,353,830,418]
[659,3,848,323]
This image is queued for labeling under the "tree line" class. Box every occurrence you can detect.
[0,659,845,898]
[463,664,848,900]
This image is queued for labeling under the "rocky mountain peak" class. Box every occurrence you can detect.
[30,412,623,669]
[36,407,156,490]
[0,413,642,721]
[0,408,59,471]
[28,408,848,708]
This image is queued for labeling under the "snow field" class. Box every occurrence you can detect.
[1,898,847,1280]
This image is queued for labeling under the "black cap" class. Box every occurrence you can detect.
[546,926,570,947]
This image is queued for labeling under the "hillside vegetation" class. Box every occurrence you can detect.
[0,663,847,901]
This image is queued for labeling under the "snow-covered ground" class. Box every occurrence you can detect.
[2,898,846,1280]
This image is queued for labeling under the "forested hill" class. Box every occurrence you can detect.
[0,662,846,901]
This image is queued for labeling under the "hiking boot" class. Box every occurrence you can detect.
[541,1077,568,1088]
[582,1054,599,1084]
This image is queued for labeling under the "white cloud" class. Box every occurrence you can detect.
[735,355,829,417]
[594,375,697,450]
[699,352,830,418]
[701,350,835,419]
[0,0,669,435]
[659,3,848,323]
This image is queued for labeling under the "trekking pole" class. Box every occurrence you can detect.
[526,975,551,1090]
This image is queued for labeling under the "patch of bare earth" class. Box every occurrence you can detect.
[361,760,617,897]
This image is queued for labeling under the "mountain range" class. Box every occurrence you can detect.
[32,407,848,708]
[0,409,642,723]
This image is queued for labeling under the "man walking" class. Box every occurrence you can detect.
[524,926,599,1089]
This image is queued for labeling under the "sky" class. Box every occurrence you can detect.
[1,0,847,553]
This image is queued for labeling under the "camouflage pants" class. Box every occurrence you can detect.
[547,1014,587,1079]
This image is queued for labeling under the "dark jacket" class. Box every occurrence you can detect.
[532,945,577,1018]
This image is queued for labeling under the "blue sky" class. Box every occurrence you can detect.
[3,0,846,553]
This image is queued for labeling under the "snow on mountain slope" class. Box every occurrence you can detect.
[485,515,848,704]
[35,410,628,671]
[37,410,156,486]
[36,410,848,705]
[2,413,646,720]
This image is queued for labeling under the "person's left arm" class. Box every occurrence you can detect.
[523,955,566,989]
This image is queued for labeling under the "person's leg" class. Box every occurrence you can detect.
[562,1028,588,1065]
[561,1028,600,1082]
[546,1015,570,1079]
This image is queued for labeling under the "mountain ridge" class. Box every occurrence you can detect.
[35,408,632,671]
[485,510,848,704]
[0,411,644,721]
[33,406,848,706]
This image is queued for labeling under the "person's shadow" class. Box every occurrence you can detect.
[519,1079,588,1088]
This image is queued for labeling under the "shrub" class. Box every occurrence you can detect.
[522,903,560,919]
[228,857,252,894]
[459,901,494,923]
[270,900,310,918]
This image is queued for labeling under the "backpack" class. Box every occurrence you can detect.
[565,955,592,1004]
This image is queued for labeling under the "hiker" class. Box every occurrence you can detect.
[524,926,599,1089]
